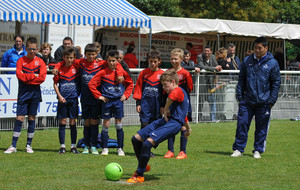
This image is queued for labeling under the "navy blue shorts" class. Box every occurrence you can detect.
[17,98,40,116]
[57,98,78,119]
[101,98,123,119]
[137,118,182,147]
[81,103,101,119]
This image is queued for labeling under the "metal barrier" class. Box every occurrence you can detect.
[1,68,300,130]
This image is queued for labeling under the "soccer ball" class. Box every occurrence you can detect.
[105,162,123,181]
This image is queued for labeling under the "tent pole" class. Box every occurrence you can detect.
[138,27,141,68]
[15,21,22,35]
[149,28,152,51]
[283,39,286,70]
[217,33,220,50]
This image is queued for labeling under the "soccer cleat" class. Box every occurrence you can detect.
[253,151,261,159]
[4,145,17,154]
[231,150,242,157]
[82,146,89,154]
[70,147,80,154]
[91,146,99,155]
[145,164,151,172]
[117,148,125,156]
[26,145,34,153]
[176,151,187,159]
[164,150,175,158]
[58,147,66,154]
[101,148,109,155]
[126,174,145,183]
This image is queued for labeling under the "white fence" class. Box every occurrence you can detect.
[1,68,300,130]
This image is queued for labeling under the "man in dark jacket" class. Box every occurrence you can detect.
[54,37,81,62]
[231,37,281,159]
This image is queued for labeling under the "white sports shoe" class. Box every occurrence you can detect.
[101,148,109,156]
[4,145,17,154]
[26,145,34,153]
[253,151,261,159]
[117,148,125,156]
[231,150,242,157]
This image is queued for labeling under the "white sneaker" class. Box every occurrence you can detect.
[231,150,242,157]
[4,145,17,154]
[117,148,125,156]
[26,145,34,153]
[101,148,109,155]
[253,151,261,159]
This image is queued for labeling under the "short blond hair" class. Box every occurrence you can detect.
[160,69,179,84]
[170,48,184,59]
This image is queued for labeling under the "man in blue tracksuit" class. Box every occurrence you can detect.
[231,37,281,159]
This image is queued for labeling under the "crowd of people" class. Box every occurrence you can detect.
[0,35,282,183]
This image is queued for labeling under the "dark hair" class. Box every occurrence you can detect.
[63,37,73,43]
[148,50,161,60]
[14,35,25,42]
[186,42,193,48]
[63,47,76,57]
[106,50,119,59]
[26,37,38,47]
[184,50,191,56]
[93,42,101,49]
[227,43,236,48]
[84,44,98,54]
[254,37,268,47]
[126,43,135,54]
[205,45,212,50]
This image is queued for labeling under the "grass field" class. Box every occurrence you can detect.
[0,120,299,190]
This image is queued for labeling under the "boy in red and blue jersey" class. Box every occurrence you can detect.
[4,37,47,154]
[53,48,80,154]
[133,50,164,157]
[88,50,133,156]
[127,69,191,183]
[164,48,193,160]
[53,44,124,155]
[133,50,164,129]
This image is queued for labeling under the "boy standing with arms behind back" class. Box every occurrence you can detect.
[5,37,47,154]
[53,48,80,154]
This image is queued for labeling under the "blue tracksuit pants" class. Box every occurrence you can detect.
[232,101,271,153]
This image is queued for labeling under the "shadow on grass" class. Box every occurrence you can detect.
[205,150,252,157]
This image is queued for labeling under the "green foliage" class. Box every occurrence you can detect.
[286,41,300,61]
[127,0,183,17]
[1,120,300,189]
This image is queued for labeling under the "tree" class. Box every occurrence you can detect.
[127,0,183,17]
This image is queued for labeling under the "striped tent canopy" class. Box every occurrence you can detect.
[0,0,151,28]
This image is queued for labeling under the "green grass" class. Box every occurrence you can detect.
[0,120,299,189]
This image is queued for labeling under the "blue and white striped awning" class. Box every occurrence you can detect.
[0,0,151,28]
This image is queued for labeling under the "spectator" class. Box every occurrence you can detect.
[186,42,197,63]
[197,45,222,121]
[117,50,132,78]
[123,43,138,68]
[1,35,27,74]
[226,43,240,70]
[216,47,230,70]
[274,48,285,70]
[181,50,195,67]
[75,46,83,58]
[54,37,81,62]
[36,43,57,72]
[93,42,102,60]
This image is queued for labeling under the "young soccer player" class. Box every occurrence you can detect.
[52,44,124,155]
[127,69,191,183]
[53,48,80,154]
[164,48,193,159]
[4,37,47,154]
[88,50,133,156]
[133,50,164,157]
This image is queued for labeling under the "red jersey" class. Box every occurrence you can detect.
[88,67,133,99]
[16,56,47,101]
[123,53,138,68]
[189,48,198,63]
